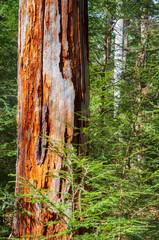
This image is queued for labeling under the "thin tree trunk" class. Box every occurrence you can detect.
[114,3,124,117]
[123,19,129,73]
[114,6,124,239]
[135,1,149,105]
[136,3,148,73]
[100,5,113,117]
[12,0,89,239]
[135,1,148,169]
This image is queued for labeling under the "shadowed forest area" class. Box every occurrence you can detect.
[0,0,159,239]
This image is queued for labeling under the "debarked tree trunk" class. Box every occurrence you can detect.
[12,0,89,239]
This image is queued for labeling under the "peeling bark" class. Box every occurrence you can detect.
[13,0,89,239]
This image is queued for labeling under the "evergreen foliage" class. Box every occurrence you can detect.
[0,0,18,237]
[0,0,159,239]
[0,0,18,184]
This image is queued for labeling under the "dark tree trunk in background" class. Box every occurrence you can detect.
[12,0,89,239]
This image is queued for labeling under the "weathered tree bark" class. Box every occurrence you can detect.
[12,0,89,239]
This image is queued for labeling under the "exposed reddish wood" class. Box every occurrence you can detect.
[13,0,88,239]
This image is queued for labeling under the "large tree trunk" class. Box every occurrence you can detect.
[12,0,89,239]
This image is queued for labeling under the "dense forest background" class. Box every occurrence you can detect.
[0,0,159,239]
